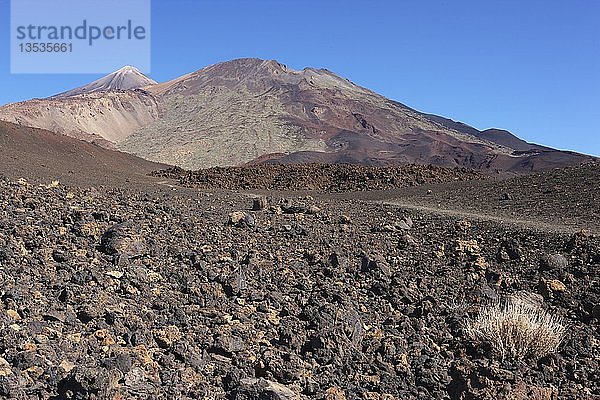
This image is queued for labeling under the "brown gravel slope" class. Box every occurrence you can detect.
[150,162,600,233]
[0,121,167,188]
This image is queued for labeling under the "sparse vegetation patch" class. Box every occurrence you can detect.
[464,293,565,360]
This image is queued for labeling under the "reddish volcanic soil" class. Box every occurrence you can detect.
[0,121,166,188]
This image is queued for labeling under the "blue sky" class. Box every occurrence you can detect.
[0,0,598,156]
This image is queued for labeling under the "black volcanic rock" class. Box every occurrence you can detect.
[151,163,485,192]
[0,162,598,398]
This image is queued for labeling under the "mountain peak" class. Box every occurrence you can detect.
[54,66,157,98]
[115,65,141,73]
[3,58,595,173]
[149,58,366,98]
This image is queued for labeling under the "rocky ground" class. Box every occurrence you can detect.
[0,168,598,399]
[150,164,485,192]
[347,162,600,233]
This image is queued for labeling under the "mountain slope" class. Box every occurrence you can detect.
[54,66,157,98]
[0,90,160,148]
[0,121,165,187]
[121,59,594,170]
[478,128,549,152]
[122,59,508,168]
[0,58,595,172]
[425,114,548,151]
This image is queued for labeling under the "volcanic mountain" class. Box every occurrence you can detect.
[0,58,594,171]
[54,66,157,98]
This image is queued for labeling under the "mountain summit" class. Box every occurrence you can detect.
[54,66,157,98]
[0,58,595,171]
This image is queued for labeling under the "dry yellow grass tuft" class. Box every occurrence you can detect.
[464,293,565,360]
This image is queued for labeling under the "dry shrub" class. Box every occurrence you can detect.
[464,293,565,360]
[508,382,557,400]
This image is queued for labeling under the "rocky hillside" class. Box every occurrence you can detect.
[0,59,595,171]
[151,163,485,192]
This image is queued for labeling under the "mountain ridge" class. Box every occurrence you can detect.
[0,58,595,172]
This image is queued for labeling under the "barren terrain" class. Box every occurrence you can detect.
[0,121,166,188]
[1,59,595,172]
[0,128,598,398]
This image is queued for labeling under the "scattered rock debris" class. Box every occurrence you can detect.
[0,177,597,399]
